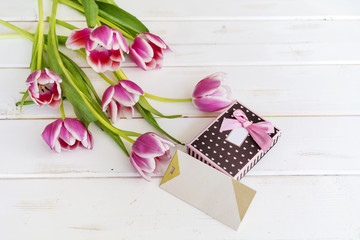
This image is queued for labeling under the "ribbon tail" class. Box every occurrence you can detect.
[219,118,243,132]
[247,128,273,152]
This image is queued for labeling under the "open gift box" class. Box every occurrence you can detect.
[187,100,281,181]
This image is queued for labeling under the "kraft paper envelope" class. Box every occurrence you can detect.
[160,150,256,230]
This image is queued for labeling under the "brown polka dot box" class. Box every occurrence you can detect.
[187,100,281,181]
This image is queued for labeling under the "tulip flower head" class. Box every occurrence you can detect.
[102,80,144,123]
[130,132,175,181]
[192,72,232,112]
[42,118,93,153]
[66,26,129,73]
[26,68,62,108]
[129,32,170,71]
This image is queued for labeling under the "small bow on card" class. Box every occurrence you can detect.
[220,110,275,152]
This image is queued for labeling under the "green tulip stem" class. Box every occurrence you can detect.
[114,69,192,102]
[99,73,117,85]
[0,20,34,41]
[114,69,127,80]
[49,0,136,144]
[36,0,45,70]
[0,33,25,39]
[54,18,78,30]
[144,93,193,103]
[60,100,66,119]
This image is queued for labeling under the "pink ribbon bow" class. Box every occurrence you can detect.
[220,109,275,152]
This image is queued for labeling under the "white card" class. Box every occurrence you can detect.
[226,128,249,146]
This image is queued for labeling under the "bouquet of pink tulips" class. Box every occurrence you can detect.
[0,0,233,181]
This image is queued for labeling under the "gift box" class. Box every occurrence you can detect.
[187,100,281,181]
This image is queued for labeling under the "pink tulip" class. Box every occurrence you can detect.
[192,72,232,112]
[129,32,170,71]
[130,132,175,181]
[102,80,144,123]
[66,26,129,73]
[41,118,93,153]
[26,68,62,108]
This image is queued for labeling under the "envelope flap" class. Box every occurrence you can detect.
[160,151,257,229]
[232,179,256,220]
[160,151,180,185]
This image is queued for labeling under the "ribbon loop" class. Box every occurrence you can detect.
[220,109,275,152]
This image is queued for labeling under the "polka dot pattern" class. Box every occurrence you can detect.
[189,102,280,178]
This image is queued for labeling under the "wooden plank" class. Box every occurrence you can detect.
[0,176,359,239]
[1,32,360,67]
[0,116,358,177]
[3,20,360,45]
[0,66,359,118]
[2,0,360,21]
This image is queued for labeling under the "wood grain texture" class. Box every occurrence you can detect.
[0,116,358,177]
[2,0,360,21]
[0,176,359,239]
[0,0,359,239]
[1,66,359,118]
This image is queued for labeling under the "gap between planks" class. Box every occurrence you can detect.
[1,115,359,121]
[1,172,360,180]
[5,62,360,69]
[5,17,360,22]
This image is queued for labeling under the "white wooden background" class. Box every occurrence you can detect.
[0,0,360,239]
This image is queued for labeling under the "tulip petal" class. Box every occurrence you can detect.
[129,48,147,70]
[26,70,41,98]
[141,32,168,49]
[206,72,227,81]
[66,28,92,50]
[132,153,156,173]
[83,132,94,149]
[90,25,112,49]
[193,96,232,112]
[110,49,125,62]
[102,85,115,111]
[42,119,63,151]
[154,150,172,174]
[63,118,87,142]
[132,133,168,158]
[109,60,121,72]
[59,138,79,151]
[192,78,222,98]
[113,84,137,107]
[26,70,41,84]
[86,49,112,73]
[108,100,119,123]
[44,68,62,83]
[152,133,175,149]
[145,59,157,70]
[120,80,144,95]
[59,126,76,146]
[119,105,134,119]
[48,98,61,108]
[130,153,152,181]
[112,29,129,53]
[131,37,154,62]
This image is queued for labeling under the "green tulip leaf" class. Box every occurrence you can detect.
[47,19,97,126]
[83,0,99,28]
[95,121,129,156]
[135,103,183,145]
[138,96,182,119]
[96,1,149,37]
